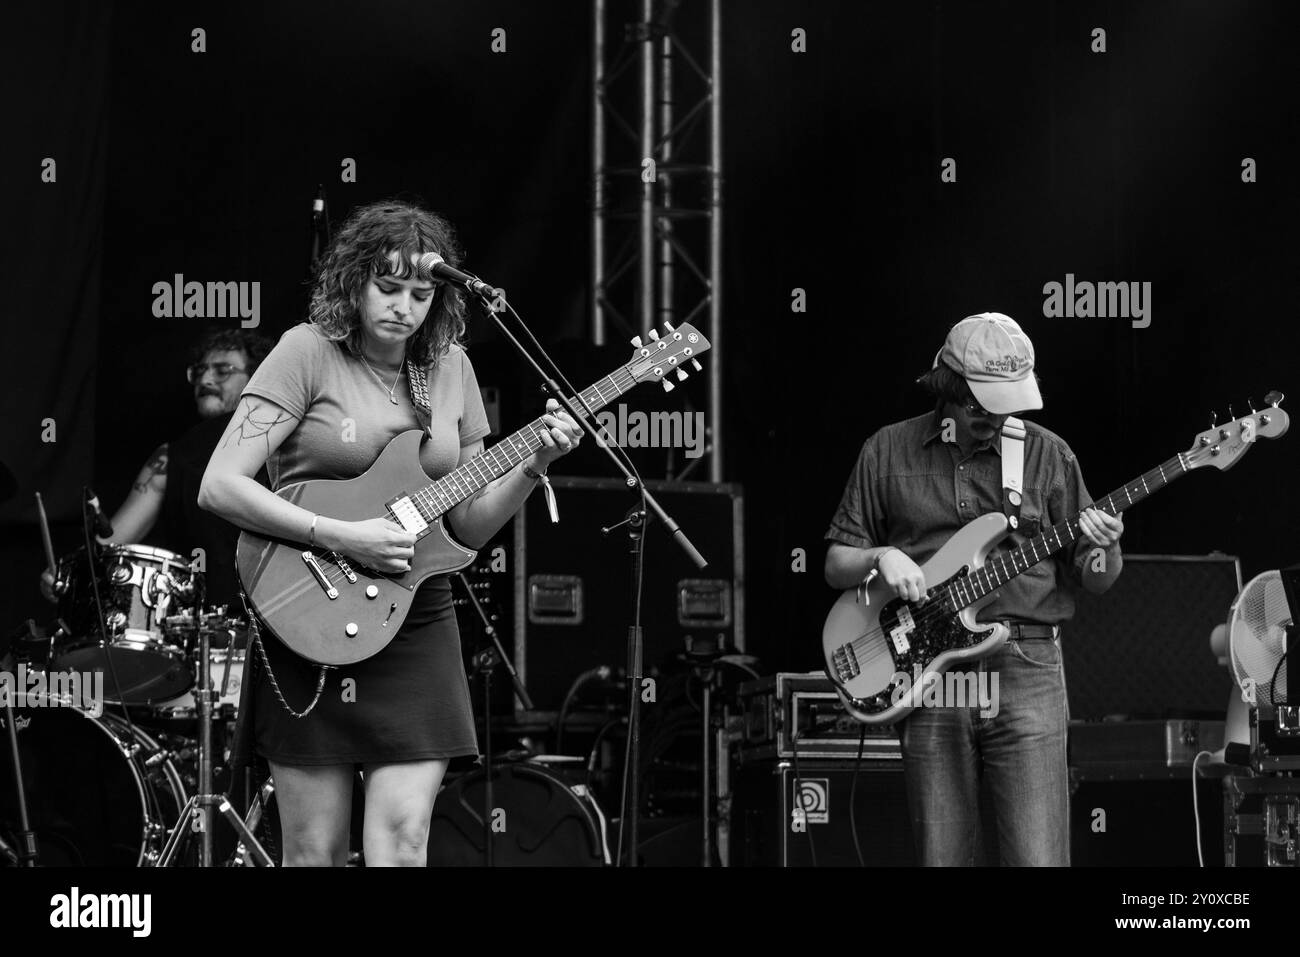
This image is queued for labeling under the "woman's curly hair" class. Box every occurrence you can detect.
[309,199,468,366]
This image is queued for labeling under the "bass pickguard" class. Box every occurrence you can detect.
[865,566,989,706]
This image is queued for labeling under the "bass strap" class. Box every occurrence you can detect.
[1000,415,1026,530]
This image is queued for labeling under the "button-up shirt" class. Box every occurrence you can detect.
[825,410,1112,624]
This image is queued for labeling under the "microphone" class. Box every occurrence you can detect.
[416,253,503,300]
[84,487,114,539]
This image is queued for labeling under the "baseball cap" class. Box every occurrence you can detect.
[933,312,1042,414]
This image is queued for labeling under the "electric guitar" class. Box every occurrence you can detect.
[822,394,1289,725]
[237,322,709,665]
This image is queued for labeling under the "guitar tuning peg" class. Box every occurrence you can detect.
[1228,403,1236,421]
[1247,397,1257,413]
[662,378,675,393]
[1209,412,1217,429]
[663,321,675,331]
[676,368,689,381]
[631,335,643,348]
[1265,390,1285,408]
[648,329,660,341]
[690,358,702,372]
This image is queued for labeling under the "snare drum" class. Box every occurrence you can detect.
[146,648,245,724]
[53,544,196,704]
[0,694,186,866]
[162,607,249,651]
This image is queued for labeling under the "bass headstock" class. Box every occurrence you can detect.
[1183,391,1289,472]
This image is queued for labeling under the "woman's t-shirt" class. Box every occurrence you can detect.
[240,322,491,491]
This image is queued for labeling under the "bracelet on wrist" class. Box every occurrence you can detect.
[522,462,548,481]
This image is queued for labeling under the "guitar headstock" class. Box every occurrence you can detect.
[1183,391,1289,472]
[625,322,711,392]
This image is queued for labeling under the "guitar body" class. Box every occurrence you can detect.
[822,512,1014,725]
[236,430,476,666]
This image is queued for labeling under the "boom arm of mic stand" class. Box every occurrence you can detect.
[470,292,708,570]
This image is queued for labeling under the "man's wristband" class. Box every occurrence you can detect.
[522,462,548,482]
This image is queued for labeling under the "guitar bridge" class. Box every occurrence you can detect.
[831,642,860,682]
[301,551,339,599]
[331,552,358,584]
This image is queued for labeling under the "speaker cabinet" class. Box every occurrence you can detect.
[731,760,916,866]
[1065,554,1241,720]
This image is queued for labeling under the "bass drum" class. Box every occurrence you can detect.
[0,696,186,866]
[427,760,610,866]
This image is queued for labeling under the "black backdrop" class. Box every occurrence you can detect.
[4,0,1298,676]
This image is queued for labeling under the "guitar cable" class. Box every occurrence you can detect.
[790,744,818,867]
[239,585,329,719]
[849,724,867,867]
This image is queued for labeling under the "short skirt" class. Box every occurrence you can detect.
[230,576,478,768]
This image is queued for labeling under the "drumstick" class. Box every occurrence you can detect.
[35,492,56,573]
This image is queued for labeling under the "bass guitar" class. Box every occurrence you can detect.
[822,394,1289,725]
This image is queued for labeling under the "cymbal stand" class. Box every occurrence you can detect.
[157,582,272,867]
[1,648,37,866]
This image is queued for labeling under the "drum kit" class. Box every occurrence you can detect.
[3,544,619,867]
[2,542,255,867]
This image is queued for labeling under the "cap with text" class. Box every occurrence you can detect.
[934,312,1042,414]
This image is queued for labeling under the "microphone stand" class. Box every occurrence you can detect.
[453,571,533,867]
[460,283,708,867]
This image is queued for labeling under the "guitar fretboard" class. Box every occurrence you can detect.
[942,452,1191,611]
[397,369,637,521]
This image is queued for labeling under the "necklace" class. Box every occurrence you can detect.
[360,353,406,405]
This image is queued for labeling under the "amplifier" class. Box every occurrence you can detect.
[731,760,916,866]
[1069,719,1226,781]
[510,477,744,712]
[1064,554,1241,720]
[736,672,900,762]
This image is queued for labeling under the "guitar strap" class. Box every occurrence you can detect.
[1000,415,1026,530]
[406,362,433,431]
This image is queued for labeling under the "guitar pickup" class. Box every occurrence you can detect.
[388,495,429,535]
[889,606,914,655]
[301,551,339,599]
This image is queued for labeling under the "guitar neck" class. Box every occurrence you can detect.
[953,451,1192,607]
[416,371,635,516]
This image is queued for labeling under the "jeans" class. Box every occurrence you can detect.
[897,636,1070,866]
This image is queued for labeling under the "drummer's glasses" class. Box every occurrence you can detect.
[187,362,247,384]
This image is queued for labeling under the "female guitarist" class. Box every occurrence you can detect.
[199,200,582,866]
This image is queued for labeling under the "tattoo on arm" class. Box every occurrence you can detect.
[131,444,169,494]
[223,398,295,457]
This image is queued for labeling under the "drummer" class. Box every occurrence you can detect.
[41,329,274,609]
